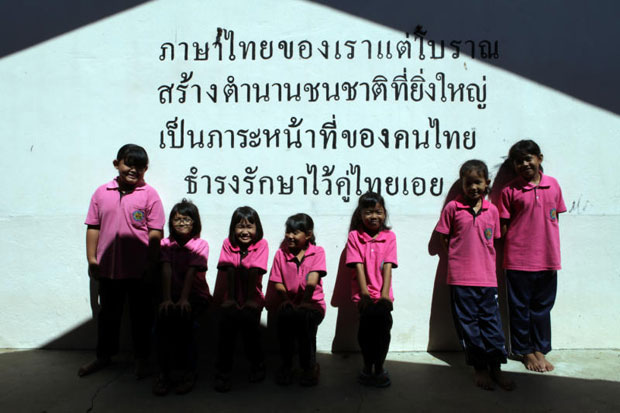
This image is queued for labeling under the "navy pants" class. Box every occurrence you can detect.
[451,286,507,370]
[506,270,557,355]
[156,298,208,375]
[215,306,264,374]
[96,278,153,360]
[276,306,323,370]
[358,301,393,369]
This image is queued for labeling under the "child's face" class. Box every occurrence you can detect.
[361,203,386,234]
[172,213,193,239]
[234,218,257,246]
[513,153,543,182]
[114,159,146,187]
[285,229,311,252]
[461,169,489,203]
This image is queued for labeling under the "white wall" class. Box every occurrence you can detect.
[1,0,618,351]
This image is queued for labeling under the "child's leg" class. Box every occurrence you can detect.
[239,306,265,381]
[357,304,375,374]
[531,271,557,372]
[215,307,238,375]
[96,279,127,360]
[506,271,544,371]
[155,309,176,377]
[373,303,393,374]
[450,286,487,370]
[276,306,297,369]
[127,279,154,364]
[297,307,323,371]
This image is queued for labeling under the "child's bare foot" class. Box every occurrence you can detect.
[523,353,545,372]
[490,367,515,391]
[535,351,554,372]
[78,357,110,377]
[474,369,495,391]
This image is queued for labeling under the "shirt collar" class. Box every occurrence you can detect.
[106,177,146,191]
[454,195,490,211]
[520,172,550,191]
[168,236,200,250]
[225,237,262,252]
[355,229,389,243]
[282,242,318,261]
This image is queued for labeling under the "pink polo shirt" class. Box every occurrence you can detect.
[161,236,211,300]
[346,229,398,302]
[85,178,165,279]
[498,173,566,271]
[435,197,500,287]
[266,243,327,314]
[213,238,269,306]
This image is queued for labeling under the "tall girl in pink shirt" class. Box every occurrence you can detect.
[499,140,566,373]
[212,206,268,392]
[346,192,397,388]
[154,199,210,396]
[266,213,327,386]
[435,160,513,391]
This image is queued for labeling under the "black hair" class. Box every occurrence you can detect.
[349,191,391,232]
[459,159,490,195]
[285,213,316,245]
[168,198,202,241]
[116,144,149,169]
[508,139,542,162]
[228,206,264,246]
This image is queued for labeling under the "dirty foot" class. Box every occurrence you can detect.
[535,351,554,372]
[474,369,495,391]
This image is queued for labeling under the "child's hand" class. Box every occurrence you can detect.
[159,299,174,314]
[378,296,393,311]
[221,299,238,310]
[88,262,101,280]
[358,294,372,311]
[177,298,191,314]
[298,301,316,311]
[244,299,259,310]
[278,300,294,311]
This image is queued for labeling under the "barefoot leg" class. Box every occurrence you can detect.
[474,369,495,391]
[490,366,515,391]
[523,353,544,372]
[535,351,554,372]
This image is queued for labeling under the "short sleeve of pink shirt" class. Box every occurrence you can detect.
[84,179,165,279]
[347,229,398,302]
[435,199,500,286]
[498,173,566,271]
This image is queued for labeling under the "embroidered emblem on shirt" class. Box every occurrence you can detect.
[549,208,557,221]
[132,210,145,222]
[484,228,493,240]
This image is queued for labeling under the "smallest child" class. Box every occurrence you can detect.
[435,160,514,391]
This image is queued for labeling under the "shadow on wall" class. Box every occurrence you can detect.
[308,0,620,115]
[0,1,153,58]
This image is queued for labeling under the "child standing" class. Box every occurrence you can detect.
[346,192,397,388]
[79,144,165,377]
[435,160,514,391]
[154,199,210,396]
[499,140,566,373]
[266,213,326,386]
[212,206,268,392]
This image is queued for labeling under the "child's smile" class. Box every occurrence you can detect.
[235,219,257,246]
[513,153,543,183]
[461,170,489,204]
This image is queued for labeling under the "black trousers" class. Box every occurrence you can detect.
[156,298,208,374]
[215,306,264,374]
[451,286,507,370]
[276,306,323,370]
[96,278,153,360]
[357,301,393,368]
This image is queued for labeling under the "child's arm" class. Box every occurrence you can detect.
[500,218,510,237]
[146,229,163,279]
[86,225,100,280]
[355,263,372,309]
[177,266,198,313]
[160,262,174,314]
[274,281,293,309]
[300,271,320,308]
[439,233,449,253]
[379,263,393,310]
[222,266,238,308]
[244,268,261,309]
